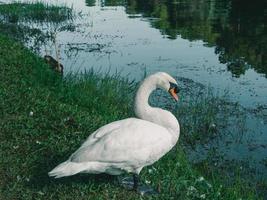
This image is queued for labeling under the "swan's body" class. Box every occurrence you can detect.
[49,72,180,189]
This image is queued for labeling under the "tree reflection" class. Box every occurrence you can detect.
[85,0,96,6]
[85,0,267,77]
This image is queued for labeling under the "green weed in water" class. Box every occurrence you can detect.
[0,33,262,199]
[0,1,75,53]
[0,1,73,23]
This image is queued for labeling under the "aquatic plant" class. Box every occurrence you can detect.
[0,1,76,52]
[0,33,262,199]
[0,1,73,23]
[150,80,246,147]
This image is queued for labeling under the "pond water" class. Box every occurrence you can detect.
[3,0,267,184]
[49,0,267,108]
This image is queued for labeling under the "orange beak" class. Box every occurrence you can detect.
[169,88,179,101]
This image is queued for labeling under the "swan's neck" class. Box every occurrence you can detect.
[134,77,180,138]
[134,77,156,113]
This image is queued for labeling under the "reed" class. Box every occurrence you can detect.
[0,34,261,200]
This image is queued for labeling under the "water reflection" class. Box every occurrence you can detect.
[86,0,126,7]
[85,0,96,6]
[91,0,267,77]
[80,0,267,184]
[1,0,266,194]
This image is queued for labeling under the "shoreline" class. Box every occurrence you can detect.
[0,2,265,199]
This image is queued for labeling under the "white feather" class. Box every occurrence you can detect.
[48,72,180,178]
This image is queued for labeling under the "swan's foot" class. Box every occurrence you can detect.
[118,175,158,195]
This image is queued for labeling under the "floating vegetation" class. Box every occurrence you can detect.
[0,1,73,24]
[150,77,246,147]
[0,34,262,200]
[0,22,49,51]
[0,1,266,199]
[0,1,76,52]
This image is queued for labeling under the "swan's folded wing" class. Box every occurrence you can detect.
[70,118,174,165]
[77,119,124,149]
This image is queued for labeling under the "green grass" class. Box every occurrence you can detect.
[0,1,75,52]
[0,1,73,23]
[0,1,263,199]
[0,21,48,50]
[0,33,262,199]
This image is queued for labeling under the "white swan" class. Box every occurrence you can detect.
[49,72,180,191]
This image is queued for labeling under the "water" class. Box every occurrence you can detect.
[2,0,267,182]
[41,0,267,108]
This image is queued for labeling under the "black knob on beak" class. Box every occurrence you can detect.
[169,82,179,93]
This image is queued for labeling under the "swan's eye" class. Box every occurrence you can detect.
[174,86,180,94]
[169,82,179,94]
[168,82,179,101]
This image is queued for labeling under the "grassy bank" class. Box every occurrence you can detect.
[0,1,262,199]
[0,34,261,199]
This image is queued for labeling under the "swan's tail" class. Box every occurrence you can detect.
[48,160,92,178]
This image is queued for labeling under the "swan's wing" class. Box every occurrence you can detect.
[77,119,123,149]
[70,118,174,166]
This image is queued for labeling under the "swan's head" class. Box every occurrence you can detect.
[153,72,180,101]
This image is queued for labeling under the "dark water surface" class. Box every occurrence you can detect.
[4,0,266,184]
[35,0,266,107]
